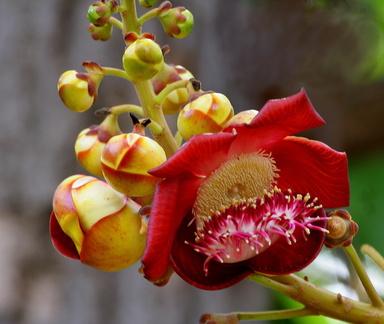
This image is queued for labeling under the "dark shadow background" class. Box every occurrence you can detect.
[1,0,383,323]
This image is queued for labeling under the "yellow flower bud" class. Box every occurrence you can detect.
[177,92,235,141]
[101,133,167,196]
[51,174,147,271]
[122,38,164,81]
[162,88,189,115]
[75,114,122,177]
[225,109,259,127]
[58,70,103,112]
[159,65,194,115]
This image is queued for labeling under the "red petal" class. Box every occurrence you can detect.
[224,89,326,156]
[149,132,236,178]
[250,89,324,132]
[49,211,80,260]
[272,136,349,208]
[141,173,203,282]
[246,212,326,274]
[171,212,253,290]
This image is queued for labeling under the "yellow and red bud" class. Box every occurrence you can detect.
[177,92,235,141]
[162,88,190,115]
[158,7,194,39]
[122,38,164,81]
[58,69,103,112]
[75,114,122,177]
[101,133,167,196]
[51,174,147,271]
[225,109,259,127]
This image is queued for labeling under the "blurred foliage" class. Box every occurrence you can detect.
[245,0,384,83]
[348,151,384,251]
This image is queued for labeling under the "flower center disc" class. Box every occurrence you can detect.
[193,151,279,229]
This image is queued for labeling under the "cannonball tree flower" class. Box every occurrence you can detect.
[141,89,350,289]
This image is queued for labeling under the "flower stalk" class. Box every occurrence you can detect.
[247,267,384,323]
[343,244,384,308]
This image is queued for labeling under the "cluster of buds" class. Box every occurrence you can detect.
[87,1,118,41]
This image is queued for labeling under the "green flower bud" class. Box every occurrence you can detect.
[87,1,112,27]
[139,0,158,8]
[158,7,194,39]
[122,38,164,81]
[88,23,113,41]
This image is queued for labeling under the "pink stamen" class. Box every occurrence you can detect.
[185,187,328,276]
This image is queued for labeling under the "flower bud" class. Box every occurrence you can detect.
[139,0,158,8]
[325,209,359,248]
[101,133,167,196]
[177,92,235,141]
[225,109,259,127]
[50,174,147,271]
[87,1,112,27]
[58,70,103,112]
[75,114,122,177]
[122,38,164,81]
[88,23,113,41]
[158,7,194,39]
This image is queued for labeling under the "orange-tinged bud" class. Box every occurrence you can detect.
[51,174,147,271]
[162,87,189,115]
[75,114,122,177]
[122,38,164,81]
[101,133,167,196]
[177,92,235,141]
[58,70,103,112]
[225,109,259,127]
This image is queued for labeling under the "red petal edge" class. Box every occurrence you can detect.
[149,132,236,178]
[49,211,80,260]
[249,89,325,132]
[271,136,350,208]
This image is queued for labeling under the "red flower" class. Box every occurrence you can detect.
[141,89,349,290]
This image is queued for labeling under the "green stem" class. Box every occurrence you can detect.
[134,80,179,156]
[201,308,315,324]
[248,273,384,323]
[109,104,144,116]
[102,67,132,80]
[120,0,141,34]
[138,8,160,25]
[117,0,179,156]
[155,79,190,105]
[108,16,123,30]
[362,244,384,271]
[344,244,384,308]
